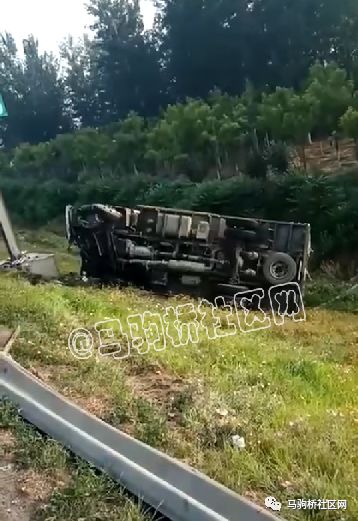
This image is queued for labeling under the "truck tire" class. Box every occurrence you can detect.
[263,252,297,285]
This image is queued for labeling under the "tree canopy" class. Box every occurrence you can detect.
[0,0,358,147]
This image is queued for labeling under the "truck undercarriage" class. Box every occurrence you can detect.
[66,204,311,301]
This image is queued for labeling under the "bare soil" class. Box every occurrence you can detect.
[295,138,358,171]
[0,429,31,521]
[0,429,69,521]
[0,329,13,349]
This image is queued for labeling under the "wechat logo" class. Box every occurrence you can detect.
[265,496,282,512]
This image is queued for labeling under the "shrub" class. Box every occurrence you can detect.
[1,167,357,264]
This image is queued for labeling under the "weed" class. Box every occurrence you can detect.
[35,465,152,521]
[134,397,168,447]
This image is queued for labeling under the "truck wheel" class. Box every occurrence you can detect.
[263,252,297,285]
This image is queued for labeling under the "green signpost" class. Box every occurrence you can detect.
[0,95,8,117]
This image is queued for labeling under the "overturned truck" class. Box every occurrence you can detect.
[66,204,311,299]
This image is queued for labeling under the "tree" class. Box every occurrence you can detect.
[154,0,246,100]
[340,107,358,159]
[241,0,358,89]
[328,0,358,81]
[0,34,71,147]
[305,63,354,138]
[146,96,247,181]
[0,33,23,146]
[108,112,148,176]
[240,81,261,151]
[240,0,324,89]
[61,36,101,128]
[155,0,358,97]
[21,37,72,143]
[209,92,249,176]
[283,94,314,170]
[86,0,164,124]
[146,100,217,180]
[259,88,294,142]
[259,88,314,169]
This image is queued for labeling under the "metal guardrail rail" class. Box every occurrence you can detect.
[0,354,284,521]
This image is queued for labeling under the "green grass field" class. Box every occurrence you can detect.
[0,230,357,521]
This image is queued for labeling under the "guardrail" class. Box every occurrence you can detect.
[0,354,284,521]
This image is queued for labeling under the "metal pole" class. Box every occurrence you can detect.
[0,192,21,260]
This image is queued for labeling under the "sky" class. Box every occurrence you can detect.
[0,0,156,54]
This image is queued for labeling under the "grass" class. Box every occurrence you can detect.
[0,228,357,520]
[0,402,154,521]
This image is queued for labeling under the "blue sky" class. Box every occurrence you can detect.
[1,0,156,54]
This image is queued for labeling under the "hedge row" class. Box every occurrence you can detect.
[1,170,357,262]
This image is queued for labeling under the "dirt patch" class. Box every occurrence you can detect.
[30,364,73,385]
[0,429,15,468]
[72,395,111,418]
[19,469,69,502]
[0,429,15,451]
[0,466,69,521]
[30,364,112,419]
[29,361,193,433]
[0,328,13,349]
[124,363,203,432]
[0,464,33,521]
[126,364,185,408]
[295,138,358,172]
[0,427,69,521]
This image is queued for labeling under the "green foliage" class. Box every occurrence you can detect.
[264,142,290,174]
[245,150,268,179]
[155,0,358,98]
[341,107,358,159]
[259,88,294,141]
[283,94,314,145]
[0,177,78,224]
[306,63,354,136]
[0,35,72,147]
[0,90,357,262]
[85,0,163,122]
[259,88,314,146]
[146,98,248,180]
[2,167,357,262]
[1,0,358,145]
[341,107,358,140]
[0,35,357,264]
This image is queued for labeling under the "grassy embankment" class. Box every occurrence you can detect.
[0,230,357,521]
